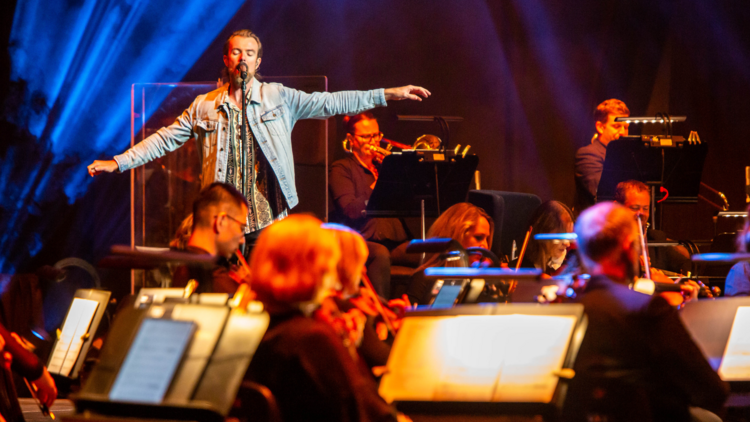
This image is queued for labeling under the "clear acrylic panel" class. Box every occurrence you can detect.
[130,78,328,292]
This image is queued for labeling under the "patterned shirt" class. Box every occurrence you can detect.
[222,91,287,233]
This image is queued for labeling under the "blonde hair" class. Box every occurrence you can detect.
[170,214,194,250]
[428,203,494,248]
[323,223,369,296]
[420,203,494,269]
[250,215,340,310]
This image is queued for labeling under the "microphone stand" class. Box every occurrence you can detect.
[240,70,248,196]
[239,65,257,224]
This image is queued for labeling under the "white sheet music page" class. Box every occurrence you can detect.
[47,298,99,376]
[379,314,576,403]
[719,306,750,381]
[109,319,195,404]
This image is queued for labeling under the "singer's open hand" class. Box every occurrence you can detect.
[384,85,431,101]
[87,160,119,177]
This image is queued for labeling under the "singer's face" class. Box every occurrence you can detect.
[623,189,651,225]
[224,36,261,84]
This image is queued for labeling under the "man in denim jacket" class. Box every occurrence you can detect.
[88,29,430,241]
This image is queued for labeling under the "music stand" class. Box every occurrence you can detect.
[680,297,750,393]
[596,136,707,229]
[366,152,478,221]
[47,289,111,379]
[379,303,586,420]
[72,301,269,422]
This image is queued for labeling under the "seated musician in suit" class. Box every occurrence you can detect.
[725,203,750,296]
[574,99,630,212]
[562,202,728,422]
[245,214,406,422]
[171,182,250,294]
[405,203,494,305]
[329,112,410,298]
[614,180,692,275]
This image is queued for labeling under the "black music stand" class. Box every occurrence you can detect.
[71,301,269,422]
[365,152,478,219]
[596,136,707,229]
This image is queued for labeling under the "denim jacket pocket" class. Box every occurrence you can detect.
[260,106,287,136]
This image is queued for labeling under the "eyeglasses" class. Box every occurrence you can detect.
[218,212,248,231]
[352,132,384,142]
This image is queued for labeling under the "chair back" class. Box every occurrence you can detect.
[468,190,542,260]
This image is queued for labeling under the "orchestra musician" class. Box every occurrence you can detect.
[87,29,430,256]
[245,214,407,422]
[562,202,728,422]
[614,180,692,275]
[405,203,494,305]
[724,203,750,296]
[512,200,575,275]
[0,323,57,422]
[319,223,405,370]
[574,99,630,212]
[171,182,250,294]
[329,112,410,298]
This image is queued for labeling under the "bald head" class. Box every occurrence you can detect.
[575,202,641,280]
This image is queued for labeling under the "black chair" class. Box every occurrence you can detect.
[468,190,542,261]
[230,380,282,422]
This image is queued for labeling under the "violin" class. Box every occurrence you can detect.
[228,249,252,285]
[313,296,366,361]
[633,216,713,306]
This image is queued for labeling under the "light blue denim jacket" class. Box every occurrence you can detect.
[114,77,387,208]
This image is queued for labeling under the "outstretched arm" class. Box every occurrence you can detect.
[87,160,119,176]
[384,85,431,101]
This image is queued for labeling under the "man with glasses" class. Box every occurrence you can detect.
[329,112,408,297]
[172,182,249,294]
[614,180,691,275]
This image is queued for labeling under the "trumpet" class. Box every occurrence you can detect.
[363,143,392,157]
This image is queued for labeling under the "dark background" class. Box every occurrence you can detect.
[2,0,749,296]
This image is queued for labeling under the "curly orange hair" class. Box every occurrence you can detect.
[250,215,340,310]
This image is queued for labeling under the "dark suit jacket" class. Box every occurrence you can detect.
[574,139,606,212]
[245,311,397,422]
[563,275,728,422]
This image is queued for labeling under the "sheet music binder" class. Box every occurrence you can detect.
[47,289,111,379]
[379,303,586,418]
[73,299,270,422]
[365,152,478,217]
[596,136,707,203]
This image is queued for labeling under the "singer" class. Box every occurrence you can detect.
[87,29,430,249]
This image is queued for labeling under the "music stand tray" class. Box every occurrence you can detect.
[597,136,707,203]
[366,152,478,218]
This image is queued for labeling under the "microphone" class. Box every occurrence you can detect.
[237,62,248,81]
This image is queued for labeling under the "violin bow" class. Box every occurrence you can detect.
[361,274,397,338]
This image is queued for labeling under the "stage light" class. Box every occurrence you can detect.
[1,0,243,271]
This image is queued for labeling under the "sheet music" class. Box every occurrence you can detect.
[47,298,99,376]
[109,319,195,404]
[718,306,750,381]
[380,314,576,403]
